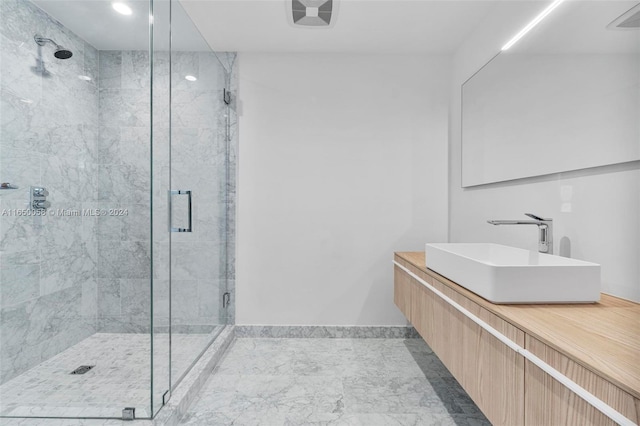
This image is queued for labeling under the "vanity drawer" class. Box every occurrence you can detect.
[427,277,525,426]
[525,335,640,425]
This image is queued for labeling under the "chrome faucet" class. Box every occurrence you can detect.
[487,213,553,254]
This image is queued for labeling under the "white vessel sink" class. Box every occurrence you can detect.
[425,243,601,304]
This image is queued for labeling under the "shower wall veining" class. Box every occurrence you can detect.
[0,0,100,384]
[0,0,237,383]
[95,49,153,333]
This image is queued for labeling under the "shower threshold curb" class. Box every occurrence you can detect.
[153,325,235,426]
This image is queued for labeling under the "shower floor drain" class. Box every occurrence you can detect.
[70,365,95,375]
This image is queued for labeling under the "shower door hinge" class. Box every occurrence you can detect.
[223,292,231,308]
[162,390,170,405]
[223,88,231,105]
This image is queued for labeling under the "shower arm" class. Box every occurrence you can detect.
[34,35,61,49]
[35,36,55,46]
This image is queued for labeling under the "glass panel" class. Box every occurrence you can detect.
[168,1,230,390]
[151,0,172,416]
[0,0,153,419]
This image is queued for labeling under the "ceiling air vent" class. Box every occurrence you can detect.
[291,0,334,27]
[607,3,640,29]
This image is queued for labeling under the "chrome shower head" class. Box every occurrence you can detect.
[34,34,73,59]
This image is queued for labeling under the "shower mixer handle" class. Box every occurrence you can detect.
[32,187,49,197]
[32,199,51,209]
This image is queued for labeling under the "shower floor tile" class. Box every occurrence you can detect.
[0,331,218,419]
[179,337,491,426]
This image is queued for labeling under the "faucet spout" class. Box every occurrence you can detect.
[487,220,541,226]
[487,213,553,254]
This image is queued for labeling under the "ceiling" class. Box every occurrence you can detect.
[181,0,499,54]
[31,1,639,55]
[32,0,211,51]
[33,0,502,53]
[512,1,640,54]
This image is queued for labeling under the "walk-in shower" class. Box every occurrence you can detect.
[0,0,236,420]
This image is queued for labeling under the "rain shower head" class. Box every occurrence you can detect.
[53,48,73,59]
[34,34,73,59]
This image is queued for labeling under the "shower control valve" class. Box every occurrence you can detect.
[30,186,50,210]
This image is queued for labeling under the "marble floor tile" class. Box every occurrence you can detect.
[179,337,490,426]
[0,331,219,420]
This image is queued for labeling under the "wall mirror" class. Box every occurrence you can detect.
[462,1,640,187]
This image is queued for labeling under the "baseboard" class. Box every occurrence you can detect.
[234,325,419,339]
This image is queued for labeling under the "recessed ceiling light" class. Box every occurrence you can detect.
[501,0,565,51]
[185,75,197,82]
[112,2,132,16]
[78,75,92,81]
[20,98,33,104]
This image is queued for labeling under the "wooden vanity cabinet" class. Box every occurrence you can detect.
[394,260,525,425]
[393,252,640,426]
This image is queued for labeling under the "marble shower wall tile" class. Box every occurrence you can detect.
[0,252,40,308]
[171,280,199,322]
[0,285,95,383]
[121,50,150,90]
[98,89,150,128]
[41,156,98,203]
[121,278,151,319]
[0,0,99,383]
[170,241,224,280]
[95,50,237,333]
[97,278,122,317]
[96,51,152,333]
[97,240,151,280]
[97,163,150,204]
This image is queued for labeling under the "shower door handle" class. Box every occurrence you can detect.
[169,190,192,232]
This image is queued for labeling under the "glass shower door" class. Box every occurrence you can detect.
[165,0,230,394]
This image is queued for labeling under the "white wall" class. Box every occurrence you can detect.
[449,3,640,302]
[237,53,450,325]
